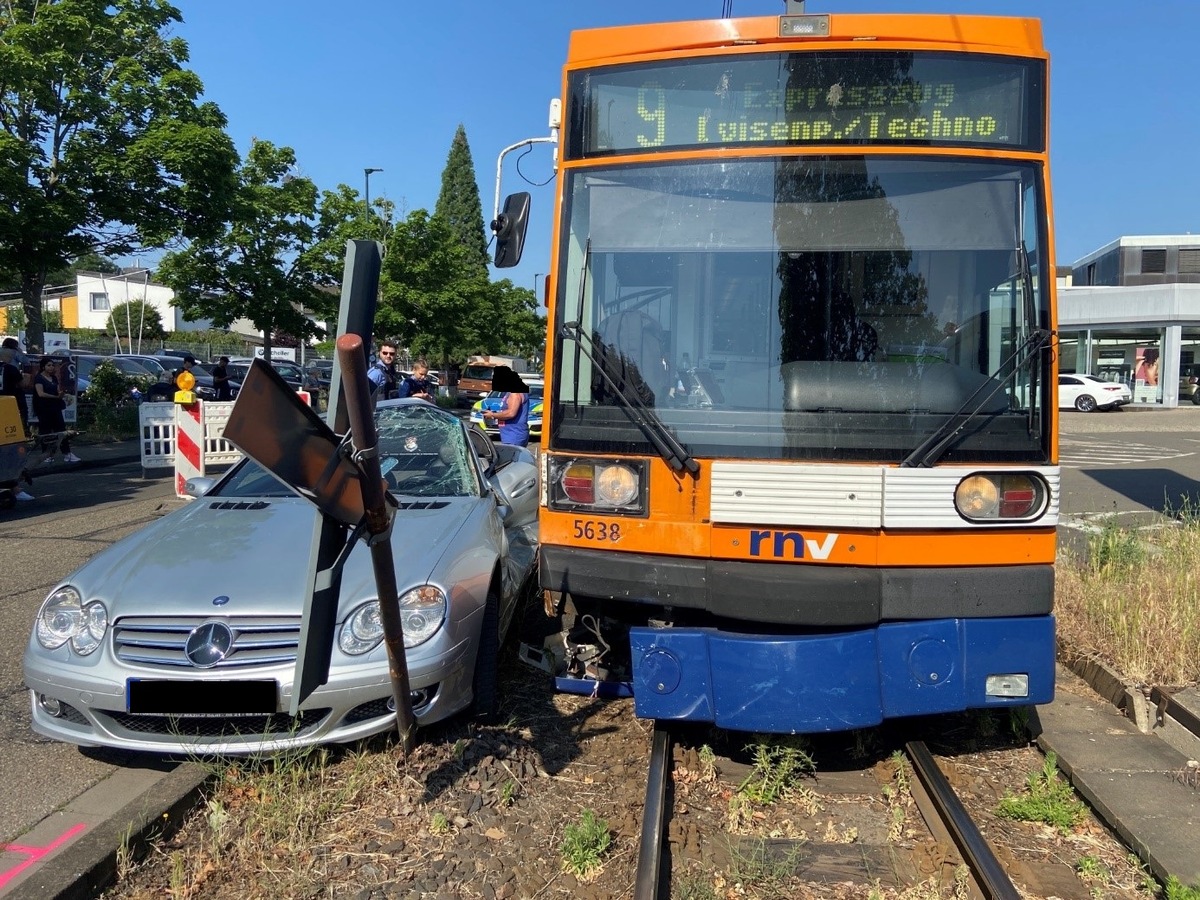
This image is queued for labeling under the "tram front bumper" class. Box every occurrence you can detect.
[629,615,1055,733]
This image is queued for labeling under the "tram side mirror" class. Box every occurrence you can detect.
[491,192,531,268]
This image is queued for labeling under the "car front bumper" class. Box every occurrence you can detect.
[24,636,475,755]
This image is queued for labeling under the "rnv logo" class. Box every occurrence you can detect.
[748,530,838,560]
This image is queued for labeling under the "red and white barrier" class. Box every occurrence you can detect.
[174,402,205,499]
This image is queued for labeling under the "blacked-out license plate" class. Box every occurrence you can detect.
[127,680,278,717]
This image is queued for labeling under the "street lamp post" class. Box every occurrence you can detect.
[364,167,383,223]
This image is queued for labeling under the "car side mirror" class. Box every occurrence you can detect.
[184,476,217,498]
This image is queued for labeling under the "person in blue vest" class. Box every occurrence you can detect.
[367,340,399,399]
[483,365,530,446]
[397,358,435,402]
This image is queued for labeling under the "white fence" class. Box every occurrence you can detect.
[139,401,242,470]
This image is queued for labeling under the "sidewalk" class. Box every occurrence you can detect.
[1035,664,1200,887]
[29,436,143,476]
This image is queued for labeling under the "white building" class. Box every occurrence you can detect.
[68,270,214,333]
[1059,235,1200,408]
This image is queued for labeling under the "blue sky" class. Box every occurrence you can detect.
[171,0,1200,294]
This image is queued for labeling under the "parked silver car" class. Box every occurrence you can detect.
[23,400,538,754]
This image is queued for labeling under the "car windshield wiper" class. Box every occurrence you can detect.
[901,326,1052,469]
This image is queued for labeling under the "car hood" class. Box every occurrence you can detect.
[67,495,476,618]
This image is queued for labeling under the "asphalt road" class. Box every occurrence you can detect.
[0,462,183,848]
[1,407,1197,886]
[1058,406,1200,525]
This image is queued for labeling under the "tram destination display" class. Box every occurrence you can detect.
[568,51,1044,157]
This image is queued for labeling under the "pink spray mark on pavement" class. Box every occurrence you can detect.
[0,823,88,889]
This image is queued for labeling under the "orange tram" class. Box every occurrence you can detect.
[494,9,1058,733]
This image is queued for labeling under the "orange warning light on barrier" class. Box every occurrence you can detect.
[174,369,196,404]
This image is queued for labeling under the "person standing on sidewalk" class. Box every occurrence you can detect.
[33,357,80,464]
[0,342,28,432]
[211,356,233,401]
[0,343,34,500]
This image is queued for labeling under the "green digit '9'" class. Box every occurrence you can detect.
[636,84,666,147]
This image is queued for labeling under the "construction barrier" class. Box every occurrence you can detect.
[139,401,242,478]
[174,402,204,498]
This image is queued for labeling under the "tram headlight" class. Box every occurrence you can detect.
[954,472,1048,522]
[550,458,646,515]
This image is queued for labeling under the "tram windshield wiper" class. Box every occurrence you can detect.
[901,326,1052,469]
[561,237,697,475]
[560,317,699,476]
[1018,241,1042,436]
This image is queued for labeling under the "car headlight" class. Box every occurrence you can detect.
[36,586,109,655]
[339,585,447,655]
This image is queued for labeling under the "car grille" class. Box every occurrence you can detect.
[104,709,329,738]
[113,616,302,669]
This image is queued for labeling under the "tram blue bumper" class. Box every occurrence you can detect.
[629,616,1055,733]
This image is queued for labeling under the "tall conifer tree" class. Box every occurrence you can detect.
[434,124,490,276]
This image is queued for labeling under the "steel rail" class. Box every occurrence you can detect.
[905,740,1020,900]
[633,724,672,900]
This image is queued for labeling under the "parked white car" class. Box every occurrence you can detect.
[1058,373,1132,412]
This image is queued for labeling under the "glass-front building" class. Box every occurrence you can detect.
[1060,236,1200,408]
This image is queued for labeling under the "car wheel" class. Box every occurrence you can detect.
[1074,394,1098,413]
[1193,392,1200,406]
[471,589,501,724]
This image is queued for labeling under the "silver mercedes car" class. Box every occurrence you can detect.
[23,400,539,755]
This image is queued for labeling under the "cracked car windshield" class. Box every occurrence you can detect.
[218,404,479,499]
[555,157,1049,464]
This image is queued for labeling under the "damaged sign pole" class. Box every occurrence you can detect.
[336,332,417,754]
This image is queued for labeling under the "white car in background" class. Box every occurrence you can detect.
[1058,373,1132,412]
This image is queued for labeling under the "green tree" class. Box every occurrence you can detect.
[379,209,485,370]
[0,0,239,353]
[309,183,395,283]
[156,140,345,360]
[5,306,61,334]
[106,299,165,349]
[434,124,489,276]
[1,251,120,294]
[482,279,546,363]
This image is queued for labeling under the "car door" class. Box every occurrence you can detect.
[1057,375,1082,409]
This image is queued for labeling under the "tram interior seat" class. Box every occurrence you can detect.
[718,361,1010,414]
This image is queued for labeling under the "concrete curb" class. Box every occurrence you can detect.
[1057,642,1154,733]
[5,763,212,900]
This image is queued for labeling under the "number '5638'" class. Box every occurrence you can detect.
[573,519,621,542]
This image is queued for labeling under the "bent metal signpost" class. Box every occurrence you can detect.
[221,240,416,754]
[223,353,416,754]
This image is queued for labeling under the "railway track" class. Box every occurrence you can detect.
[629,712,1179,900]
